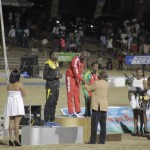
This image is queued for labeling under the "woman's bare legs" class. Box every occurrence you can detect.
[9,116,15,140]
[14,116,22,142]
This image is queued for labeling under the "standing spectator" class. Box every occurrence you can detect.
[16,27,23,47]
[66,51,88,117]
[134,21,140,34]
[59,22,66,37]
[84,71,109,144]
[106,58,113,70]
[117,53,124,70]
[82,61,98,116]
[8,25,16,48]
[121,36,128,51]
[107,36,113,56]
[100,33,107,56]
[23,27,29,48]
[4,70,25,146]
[75,30,81,51]
[69,40,76,52]
[78,22,84,43]
[52,24,60,36]
[52,36,60,52]
[128,68,149,136]
[43,51,63,125]
[127,35,133,52]
[60,36,66,51]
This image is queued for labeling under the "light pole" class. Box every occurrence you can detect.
[0,0,10,83]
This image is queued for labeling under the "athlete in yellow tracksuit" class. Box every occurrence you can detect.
[43,51,62,123]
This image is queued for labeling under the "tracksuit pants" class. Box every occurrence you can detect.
[44,88,59,122]
[66,76,81,114]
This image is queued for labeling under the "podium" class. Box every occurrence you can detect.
[21,126,83,145]
[55,116,122,143]
[55,116,91,142]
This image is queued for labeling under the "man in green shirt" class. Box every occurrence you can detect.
[82,61,99,116]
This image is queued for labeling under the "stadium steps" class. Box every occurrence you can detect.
[0,57,45,70]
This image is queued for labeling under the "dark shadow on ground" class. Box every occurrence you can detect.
[120,122,132,133]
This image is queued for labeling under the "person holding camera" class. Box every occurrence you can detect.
[129,68,149,136]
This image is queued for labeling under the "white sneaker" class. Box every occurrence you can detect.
[75,113,84,118]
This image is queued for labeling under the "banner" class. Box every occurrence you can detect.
[60,106,150,133]
[125,55,150,65]
[57,52,80,62]
[106,106,133,133]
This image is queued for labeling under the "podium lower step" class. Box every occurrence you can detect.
[21,126,83,145]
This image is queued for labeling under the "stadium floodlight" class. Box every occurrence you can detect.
[90,25,94,28]
[56,20,60,24]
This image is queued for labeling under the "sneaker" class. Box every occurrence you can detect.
[75,113,84,118]
[76,111,85,116]
[44,122,52,127]
[50,122,60,127]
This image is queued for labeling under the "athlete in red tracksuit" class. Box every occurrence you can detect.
[66,51,87,114]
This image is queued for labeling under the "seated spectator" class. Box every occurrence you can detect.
[60,36,66,51]
[52,36,60,52]
[117,53,124,70]
[69,40,77,52]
